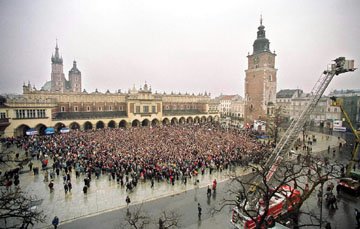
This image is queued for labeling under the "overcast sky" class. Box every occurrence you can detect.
[0,0,359,97]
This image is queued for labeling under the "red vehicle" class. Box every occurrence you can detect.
[231,185,301,229]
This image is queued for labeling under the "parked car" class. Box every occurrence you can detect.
[337,177,360,196]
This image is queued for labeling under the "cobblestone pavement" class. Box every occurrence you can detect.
[7,131,343,228]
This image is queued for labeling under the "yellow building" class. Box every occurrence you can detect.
[0,83,219,137]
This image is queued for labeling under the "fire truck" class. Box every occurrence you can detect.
[230,57,356,228]
[231,185,300,229]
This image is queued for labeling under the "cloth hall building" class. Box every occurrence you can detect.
[0,45,219,137]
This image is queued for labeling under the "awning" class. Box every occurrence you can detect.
[60,127,70,133]
[26,128,38,136]
[45,127,55,135]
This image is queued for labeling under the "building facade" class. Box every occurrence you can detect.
[230,98,245,119]
[0,46,219,137]
[244,17,277,124]
[276,89,303,119]
[329,89,360,128]
[289,94,341,128]
[215,94,243,117]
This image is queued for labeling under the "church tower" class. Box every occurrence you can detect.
[244,16,277,125]
[69,60,82,92]
[50,42,65,92]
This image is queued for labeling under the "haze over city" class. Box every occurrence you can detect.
[0,0,359,96]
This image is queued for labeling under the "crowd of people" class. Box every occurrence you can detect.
[2,123,272,193]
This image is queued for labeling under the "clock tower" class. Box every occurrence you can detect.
[244,16,277,126]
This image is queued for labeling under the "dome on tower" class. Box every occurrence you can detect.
[253,16,271,54]
[69,60,81,74]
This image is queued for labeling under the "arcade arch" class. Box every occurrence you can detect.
[84,121,93,130]
[119,120,127,128]
[179,117,186,124]
[69,122,80,130]
[14,124,30,137]
[132,119,140,127]
[35,123,47,135]
[162,118,170,126]
[187,117,193,124]
[194,116,200,123]
[142,119,150,127]
[171,117,178,125]
[151,119,160,127]
[108,120,116,128]
[54,122,65,132]
[96,121,105,129]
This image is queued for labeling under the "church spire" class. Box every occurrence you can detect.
[51,40,63,64]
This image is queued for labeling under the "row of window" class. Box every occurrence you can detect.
[277,99,291,103]
[163,104,197,110]
[135,105,156,114]
[61,106,124,112]
[15,109,46,119]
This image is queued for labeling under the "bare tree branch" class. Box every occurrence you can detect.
[0,189,45,228]
[158,210,181,229]
[121,205,150,229]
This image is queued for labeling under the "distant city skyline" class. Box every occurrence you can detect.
[0,0,359,97]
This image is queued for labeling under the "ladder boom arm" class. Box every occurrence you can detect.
[259,58,356,185]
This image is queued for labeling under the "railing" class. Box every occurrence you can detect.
[53,111,127,120]
[12,117,49,120]
[163,110,207,116]
[0,118,10,123]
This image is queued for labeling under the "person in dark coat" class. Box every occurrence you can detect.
[52,216,59,228]
[355,208,360,226]
[126,195,131,207]
[198,203,202,219]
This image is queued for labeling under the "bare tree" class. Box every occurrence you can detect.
[0,148,29,169]
[121,205,151,229]
[0,146,45,228]
[119,204,181,229]
[0,189,45,228]
[158,210,181,229]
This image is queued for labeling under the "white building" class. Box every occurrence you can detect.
[215,94,243,117]
[276,89,303,118]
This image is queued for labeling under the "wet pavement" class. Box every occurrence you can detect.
[5,131,352,228]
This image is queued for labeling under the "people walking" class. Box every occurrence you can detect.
[68,181,72,192]
[355,208,360,226]
[126,195,131,207]
[151,178,154,188]
[28,161,33,172]
[83,185,88,194]
[52,216,59,228]
[207,185,211,197]
[64,182,68,194]
[212,179,217,192]
[48,180,54,193]
[198,203,202,219]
